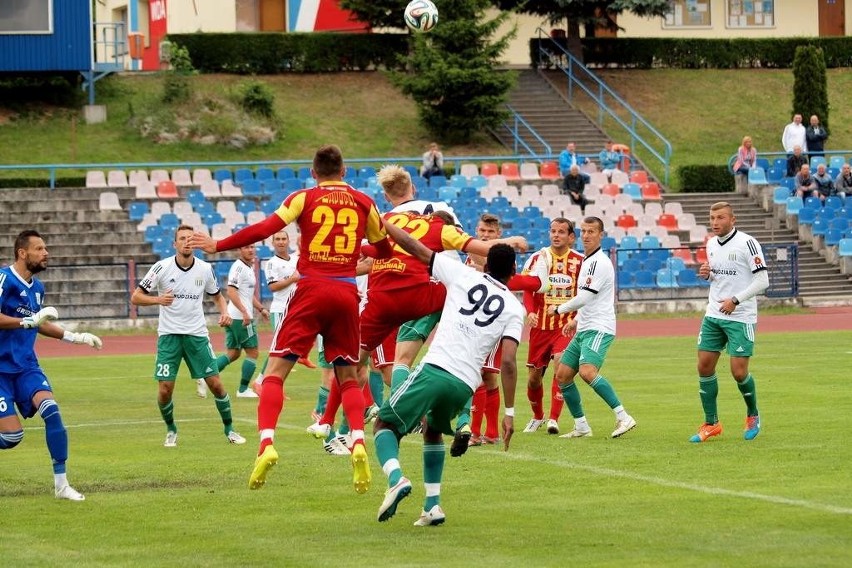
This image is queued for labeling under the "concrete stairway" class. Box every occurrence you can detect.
[668,191,852,302]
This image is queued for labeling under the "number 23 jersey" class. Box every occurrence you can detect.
[422,253,525,391]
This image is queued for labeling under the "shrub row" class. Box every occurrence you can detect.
[0,177,85,189]
[168,33,409,74]
[530,37,852,69]
[678,165,734,193]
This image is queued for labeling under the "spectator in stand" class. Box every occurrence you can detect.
[794,164,818,200]
[834,163,852,199]
[563,165,588,213]
[558,143,587,177]
[733,136,757,193]
[597,141,622,182]
[805,115,828,158]
[786,146,808,178]
[812,163,834,203]
[781,113,806,155]
[420,142,444,180]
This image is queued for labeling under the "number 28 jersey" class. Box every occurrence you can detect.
[274,181,386,279]
[422,254,525,392]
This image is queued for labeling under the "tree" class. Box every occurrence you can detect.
[792,45,829,133]
[390,0,517,143]
[339,0,410,30]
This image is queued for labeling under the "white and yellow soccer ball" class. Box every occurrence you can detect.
[404,0,439,33]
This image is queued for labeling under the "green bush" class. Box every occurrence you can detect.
[792,45,829,132]
[678,165,734,193]
[237,80,276,118]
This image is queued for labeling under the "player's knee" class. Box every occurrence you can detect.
[0,430,24,449]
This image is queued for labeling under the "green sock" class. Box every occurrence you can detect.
[214,394,234,435]
[699,374,719,424]
[423,441,445,510]
[375,429,402,487]
[736,373,759,417]
[257,356,269,377]
[558,382,585,418]
[215,354,231,373]
[338,417,350,436]
[590,375,621,409]
[239,358,257,391]
[390,364,410,393]
[369,370,384,407]
[158,400,176,432]
[455,395,472,429]
[315,386,330,415]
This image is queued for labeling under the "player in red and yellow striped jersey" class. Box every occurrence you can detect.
[521,218,584,435]
[191,145,392,494]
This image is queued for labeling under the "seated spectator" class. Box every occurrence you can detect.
[420,142,444,180]
[598,140,622,182]
[812,163,834,203]
[805,115,828,158]
[733,135,757,192]
[794,164,818,200]
[562,164,588,213]
[834,163,852,199]
[558,142,588,177]
[786,145,808,178]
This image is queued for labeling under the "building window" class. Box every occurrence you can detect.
[663,0,712,28]
[0,0,53,34]
[727,0,775,28]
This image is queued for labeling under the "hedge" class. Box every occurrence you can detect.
[168,33,409,74]
[678,165,734,193]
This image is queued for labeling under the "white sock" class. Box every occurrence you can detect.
[574,416,590,430]
[54,472,68,490]
[613,405,628,421]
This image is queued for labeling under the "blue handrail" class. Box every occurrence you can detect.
[499,105,552,158]
[535,28,672,185]
[726,150,851,175]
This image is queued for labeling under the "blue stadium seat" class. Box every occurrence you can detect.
[812,218,828,237]
[642,258,663,273]
[619,235,639,251]
[241,179,262,196]
[828,167,840,179]
[203,212,223,226]
[159,213,180,230]
[825,228,844,247]
[773,186,789,205]
[522,206,542,218]
[459,186,479,200]
[281,178,302,192]
[756,158,770,171]
[417,186,438,201]
[438,186,458,202]
[797,207,816,225]
[260,179,281,195]
[829,155,846,169]
[411,175,428,190]
[403,165,419,178]
[256,167,275,181]
[825,196,843,210]
[359,166,377,179]
[804,196,821,210]
[617,271,635,289]
[666,256,686,275]
[601,236,617,252]
[656,268,678,288]
[468,175,487,188]
[234,168,254,183]
[766,168,785,183]
[747,167,767,185]
[186,190,205,206]
[236,199,256,215]
[773,158,787,170]
[277,167,295,180]
[129,201,148,221]
[297,166,312,180]
[213,169,232,183]
[634,270,655,288]
[489,196,510,209]
[676,268,702,287]
[786,196,803,215]
[622,183,642,200]
[428,175,447,188]
[829,217,850,232]
[144,224,166,243]
[781,177,796,192]
[256,244,273,259]
[450,175,469,188]
[810,156,827,169]
[621,258,641,272]
[839,238,852,256]
[640,235,661,249]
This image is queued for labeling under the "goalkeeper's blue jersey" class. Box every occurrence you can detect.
[0,266,44,373]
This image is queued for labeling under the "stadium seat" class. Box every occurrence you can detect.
[634,270,655,288]
[539,161,560,180]
[128,201,149,221]
[192,169,213,185]
[172,201,193,218]
[673,247,694,264]
[825,195,843,211]
[662,202,683,216]
[666,256,686,274]
[256,167,275,181]
[773,186,789,205]
[234,168,254,183]
[619,235,639,251]
[221,180,242,197]
[213,169,232,183]
[839,238,852,256]
[622,183,642,200]
[171,169,192,187]
[812,218,828,237]
[601,183,620,197]
[629,170,649,184]
[616,214,637,229]
[640,235,661,249]
[199,180,221,198]
[480,163,499,177]
[459,163,479,178]
[107,170,129,188]
[428,175,447,188]
[98,191,122,211]
[756,158,771,171]
[773,158,787,170]
[825,228,844,247]
[657,214,678,231]
[129,170,149,186]
[86,171,107,189]
[236,199,257,215]
[810,156,827,169]
[297,166,312,180]
[520,163,539,180]
[501,162,520,180]
[150,170,170,184]
[694,247,708,264]
[656,268,678,288]
[766,168,785,183]
[241,179,262,196]
[640,182,662,200]
[438,186,458,202]
[676,268,702,287]
[159,213,180,230]
[804,196,821,210]
[276,167,295,180]
[156,181,179,199]
[785,196,803,215]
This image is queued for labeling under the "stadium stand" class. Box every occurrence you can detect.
[98,191,122,211]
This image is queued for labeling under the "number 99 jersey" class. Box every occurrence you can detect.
[421,254,525,392]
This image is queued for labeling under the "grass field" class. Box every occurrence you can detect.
[2,331,850,567]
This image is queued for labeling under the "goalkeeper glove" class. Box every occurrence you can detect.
[20,307,59,329]
[62,331,103,350]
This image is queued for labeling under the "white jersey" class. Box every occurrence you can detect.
[574,247,616,335]
[705,228,766,324]
[138,256,220,337]
[226,259,257,320]
[422,253,525,392]
[264,253,298,313]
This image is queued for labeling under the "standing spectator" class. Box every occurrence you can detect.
[691,202,768,443]
[548,217,637,439]
[597,140,622,181]
[190,144,393,494]
[733,136,757,193]
[558,142,587,176]
[0,230,102,501]
[131,225,246,448]
[805,115,828,158]
[812,163,835,203]
[834,163,852,199]
[420,142,444,180]
[786,145,808,178]
[563,165,588,213]
[794,164,818,200]
[781,113,806,154]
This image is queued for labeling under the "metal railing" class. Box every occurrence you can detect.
[497,105,552,158]
[535,28,673,185]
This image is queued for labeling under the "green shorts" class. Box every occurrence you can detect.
[225,319,259,349]
[270,311,283,329]
[377,363,472,436]
[698,316,755,357]
[154,334,219,381]
[560,330,614,371]
[397,311,441,343]
[317,349,333,369]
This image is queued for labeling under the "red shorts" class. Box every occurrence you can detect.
[482,342,503,374]
[526,326,574,370]
[359,282,446,352]
[370,330,397,369]
[270,277,360,364]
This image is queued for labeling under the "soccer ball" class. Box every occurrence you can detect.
[404,0,439,33]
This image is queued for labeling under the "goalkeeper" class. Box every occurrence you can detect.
[0,230,103,501]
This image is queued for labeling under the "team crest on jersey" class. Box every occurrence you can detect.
[585,276,592,286]
[556,261,564,271]
[754,256,764,267]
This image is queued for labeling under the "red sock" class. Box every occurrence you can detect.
[339,379,365,439]
[471,385,486,436]
[485,387,501,439]
[362,381,374,406]
[320,379,341,426]
[548,377,564,421]
[257,375,284,454]
[528,384,544,420]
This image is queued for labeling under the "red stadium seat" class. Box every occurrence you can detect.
[657,213,679,230]
[480,162,499,177]
[156,180,180,199]
[539,161,560,180]
[694,247,708,264]
[616,214,637,229]
[641,182,662,200]
[501,162,520,180]
[601,183,620,197]
[629,171,649,184]
[673,248,694,264]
